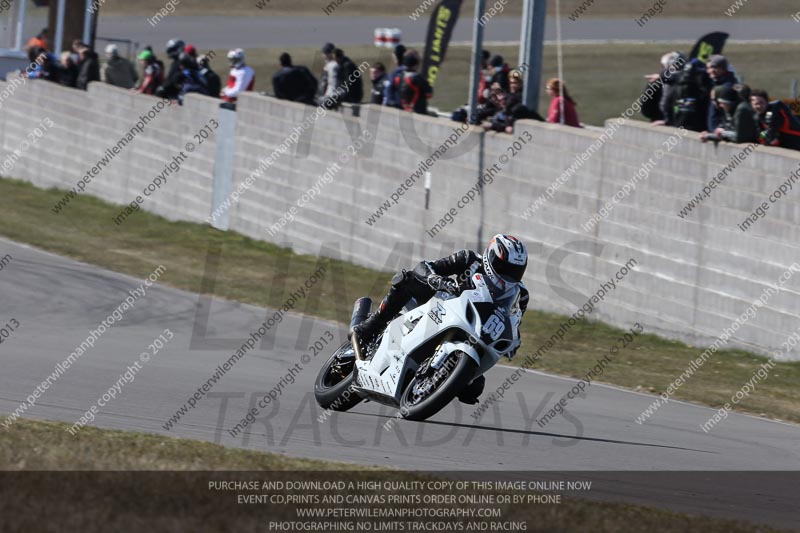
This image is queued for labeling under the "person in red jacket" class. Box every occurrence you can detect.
[221,48,255,103]
[546,78,581,128]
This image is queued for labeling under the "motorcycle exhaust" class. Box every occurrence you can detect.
[350,297,372,361]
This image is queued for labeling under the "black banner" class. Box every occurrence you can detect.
[689,32,729,62]
[422,0,464,88]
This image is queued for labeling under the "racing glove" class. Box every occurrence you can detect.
[427,274,459,294]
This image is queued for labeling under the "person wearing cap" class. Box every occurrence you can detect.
[700,85,757,144]
[102,44,138,89]
[136,49,163,95]
[705,54,738,132]
[488,55,510,92]
[318,42,340,107]
[384,44,407,108]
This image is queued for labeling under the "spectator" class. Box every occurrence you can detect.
[221,48,255,103]
[157,38,185,99]
[178,53,209,103]
[384,44,407,108]
[76,46,100,90]
[488,55,510,92]
[706,55,737,131]
[26,47,60,83]
[752,89,800,151]
[272,52,317,105]
[59,51,79,88]
[185,44,198,61]
[144,45,166,77]
[545,78,581,127]
[334,47,363,104]
[700,86,758,144]
[26,28,49,52]
[644,51,684,125]
[137,49,163,95]
[477,49,492,103]
[669,58,711,132]
[102,44,138,89]
[319,42,339,107]
[397,50,432,115]
[198,54,222,98]
[369,62,388,105]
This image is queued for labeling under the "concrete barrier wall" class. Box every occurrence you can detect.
[2,79,799,359]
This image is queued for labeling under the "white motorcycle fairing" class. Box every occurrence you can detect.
[352,273,520,406]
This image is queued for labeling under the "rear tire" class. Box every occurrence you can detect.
[314,342,362,412]
[399,351,477,421]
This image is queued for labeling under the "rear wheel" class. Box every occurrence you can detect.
[314,342,362,411]
[399,351,477,421]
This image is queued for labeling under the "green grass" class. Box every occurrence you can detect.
[76,0,799,18]
[202,42,800,127]
[2,176,800,425]
[0,417,787,532]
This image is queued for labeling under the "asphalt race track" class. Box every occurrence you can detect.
[20,16,800,51]
[2,237,799,527]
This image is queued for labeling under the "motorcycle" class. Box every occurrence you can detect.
[314,273,522,421]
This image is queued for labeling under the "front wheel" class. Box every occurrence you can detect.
[314,342,363,412]
[399,351,477,421]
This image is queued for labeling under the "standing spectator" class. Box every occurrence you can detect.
[184,44,198,62]
[26,47,60,83]
[157,38,185,99]
[76,46,100,90]
[369,63,388,105]
[198,55,222,98]
[334,48,363,104]
[178,53,209,103]
[752,89,800,151]
[272,52,317,105]
[644,51,684,125]
[667,58,710,132]
[318,42,339,107]
[136,49,163,95]
[26,28,49,52]
[545,78,581,127]
[477,49,492,103]
[397,50,432,115]
[102,44,138,89]
[706,55,737,132]
[488,55,510,92]
[700,86,758,144]
[384,44,407,108]
[59,51,79,88]
[222,48,255,103]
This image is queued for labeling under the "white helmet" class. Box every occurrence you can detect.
[482,234,528,290]
[104,44,119,58]
[227,48,245,68]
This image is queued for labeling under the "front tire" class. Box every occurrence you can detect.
[399,351,477,421]
[314,342,362,412]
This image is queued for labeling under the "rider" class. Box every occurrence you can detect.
[349,234,529,403]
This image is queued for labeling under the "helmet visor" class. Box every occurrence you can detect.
[489,249,526,283]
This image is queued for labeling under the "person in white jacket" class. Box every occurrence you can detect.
[221,48,255,103]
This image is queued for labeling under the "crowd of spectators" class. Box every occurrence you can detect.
[644,51,800,151]
[20,30,251,107]
[17,30,800,148]
[270,43,583,134]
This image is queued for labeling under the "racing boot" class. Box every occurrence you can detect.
[349,285,407,358]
